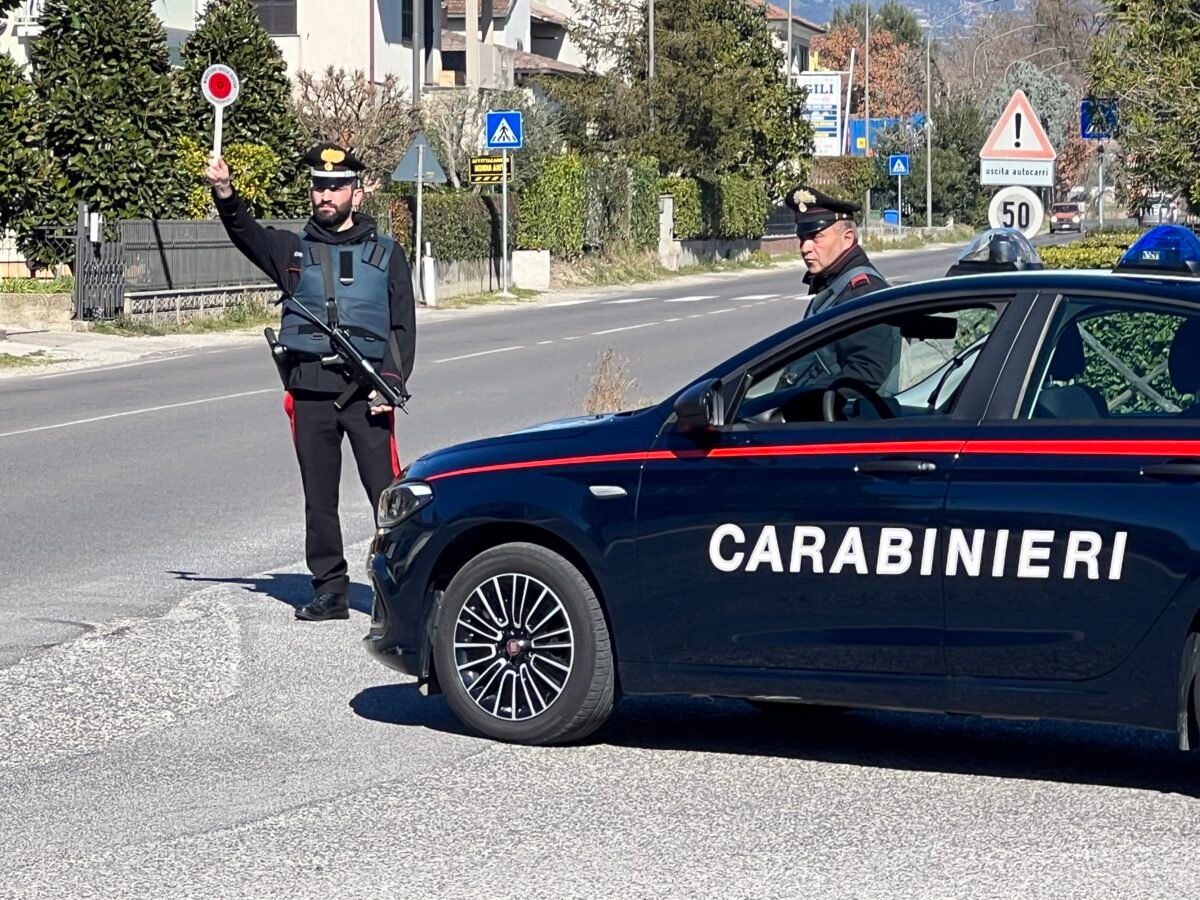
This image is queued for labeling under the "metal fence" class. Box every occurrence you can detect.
[120,218,306,294]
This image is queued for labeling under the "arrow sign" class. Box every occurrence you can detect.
[391,132,447,184]
[485,110,523,150]
[889,154,910,177]
[201,64,240,160]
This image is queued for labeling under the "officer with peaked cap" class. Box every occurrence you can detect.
[779,186,896,391]
[205,142,416,622]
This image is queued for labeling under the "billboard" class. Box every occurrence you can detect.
[796,72,843,157]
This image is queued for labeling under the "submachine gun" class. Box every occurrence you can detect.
[264,295,410,413]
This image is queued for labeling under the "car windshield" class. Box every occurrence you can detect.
[1053,205,1078,213]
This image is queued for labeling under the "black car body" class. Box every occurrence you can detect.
[366,234,1200,746]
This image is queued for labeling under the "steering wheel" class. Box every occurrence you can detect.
[821,377,896,422]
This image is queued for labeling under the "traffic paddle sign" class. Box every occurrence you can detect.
[201,64,241,160]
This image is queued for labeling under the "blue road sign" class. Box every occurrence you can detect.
[485,110,523,150]
[889,154,911,177]
[1081,98,1117,140]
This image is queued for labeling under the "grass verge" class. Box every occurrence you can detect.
[0,350,57,368]
[860,224,978,253]
[552,248,801,290]
[91,303,277,337]
[435,286,539,310]
[0,277,73,294]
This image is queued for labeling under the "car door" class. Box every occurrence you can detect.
[944,292,1200,680]
[635,292,1026,676]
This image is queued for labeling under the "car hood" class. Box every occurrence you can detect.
[403,407,665,481]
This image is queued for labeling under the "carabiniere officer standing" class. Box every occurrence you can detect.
[206,143,416,622]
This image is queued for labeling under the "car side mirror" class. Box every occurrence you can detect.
[674,378,725,433]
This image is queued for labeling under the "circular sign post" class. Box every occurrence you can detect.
[201,64,241,161]
[987,185,1044,240]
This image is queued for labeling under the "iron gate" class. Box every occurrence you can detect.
[73,201,126,320]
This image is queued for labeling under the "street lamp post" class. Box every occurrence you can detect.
[648,0,654,79]
[924,0,999,230]
[1004,46,1071,78]
[971,23,1049,82]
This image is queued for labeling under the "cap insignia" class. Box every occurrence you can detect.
[791,189,816,213]
[320,148,346,172]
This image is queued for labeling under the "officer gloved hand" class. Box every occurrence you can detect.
[368,391,393,416]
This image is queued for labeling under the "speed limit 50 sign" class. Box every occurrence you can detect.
[987,185,1044,239]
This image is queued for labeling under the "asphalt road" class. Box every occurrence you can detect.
[8,234,1195,899]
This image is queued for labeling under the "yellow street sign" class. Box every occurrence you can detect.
[469,155,513,185]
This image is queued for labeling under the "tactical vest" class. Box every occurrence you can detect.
[277,234,394,362]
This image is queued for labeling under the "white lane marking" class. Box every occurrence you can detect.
[789,294,807,300]
[688,314,704,319]
[732,294,779,301]
[741,304,754,309]
[434,345,523,363]
[603,297,656,305]
[34,354,195,380]
[708,308,736,315]
[537,340,554,345]
[665,295,718,303]
[592,322,658,336]
[542,300,593,307]
[0,389,276,439]
[565,336,582,341]
[664,317,682,323]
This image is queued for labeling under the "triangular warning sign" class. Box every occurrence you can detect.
[489,117,516,146]
[391,131,447,184]
[980,90,1057,161]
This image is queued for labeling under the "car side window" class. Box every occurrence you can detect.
[1024,298,1200,420]
[737,302,1004,425]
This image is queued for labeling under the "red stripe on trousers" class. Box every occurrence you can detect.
[283,391,296,444]
[388,409,401,477]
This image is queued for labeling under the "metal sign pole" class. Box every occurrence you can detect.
[500,147,512,297]
[1098,147,1105,228]
[415,144,425,305]
[898,173,903,238]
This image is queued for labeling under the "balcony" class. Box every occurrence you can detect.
[14,0,46,37]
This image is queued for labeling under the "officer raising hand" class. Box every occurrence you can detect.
[206,143,416,622]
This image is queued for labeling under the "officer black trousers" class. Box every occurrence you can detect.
[285,390,400,597]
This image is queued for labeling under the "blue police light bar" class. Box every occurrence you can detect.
[1114,225,1200,276]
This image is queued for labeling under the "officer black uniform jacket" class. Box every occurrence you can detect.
[783,243,894,391]
[214,189,416,396]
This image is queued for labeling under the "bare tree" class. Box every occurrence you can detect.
[293,67,420,192]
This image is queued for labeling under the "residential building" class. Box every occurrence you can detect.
[751,0,826,81]
[440,0,583,89]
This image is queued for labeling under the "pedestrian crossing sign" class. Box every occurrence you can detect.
[485,110,523,150]
[889,154,910,177]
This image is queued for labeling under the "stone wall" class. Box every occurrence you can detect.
[0,293,73,329]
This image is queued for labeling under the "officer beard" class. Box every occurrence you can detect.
[312,194,355,230]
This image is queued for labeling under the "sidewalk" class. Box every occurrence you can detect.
[0,242,966,379]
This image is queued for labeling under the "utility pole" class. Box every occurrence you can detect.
[925,30,932,229]
[864,2,871,239]
[648,0,655,79]
[786,0,792,86]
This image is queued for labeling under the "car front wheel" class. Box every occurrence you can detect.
[433,542,615,745]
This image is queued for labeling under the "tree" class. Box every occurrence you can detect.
[25,0,187,257]
[0,53,48,239]
[1088,0,1200,208]
[423,86,563,191]
[294,68,419,193]
[829,0,924,48]
[177,0,308,216]
[546,0,812,197]
[812,24,923,118]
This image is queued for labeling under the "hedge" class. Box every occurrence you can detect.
[1038,230,1144,270]
[700,175,771,240]
[810,156,878,206]
[660,176,702,240]
[630,157,660,250]
[582,157,630,251]
[517,153,585,259]
[179,135,280,218]
[378,190,518,262]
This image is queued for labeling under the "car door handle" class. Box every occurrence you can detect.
[1140,460,1200,481]
[854,459,938,475]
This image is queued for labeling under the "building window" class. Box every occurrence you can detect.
[252,0,297,36]
[402,0,413,42]
[798,45,809,72]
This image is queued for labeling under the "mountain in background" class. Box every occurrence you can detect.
[775,0,1026,31]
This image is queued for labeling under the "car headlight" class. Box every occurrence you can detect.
[378,481,434,528]
[1072,216,1080,223]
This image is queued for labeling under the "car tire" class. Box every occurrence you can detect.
[433,542,615,745]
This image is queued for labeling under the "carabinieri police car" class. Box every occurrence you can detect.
[366,226,1200,747]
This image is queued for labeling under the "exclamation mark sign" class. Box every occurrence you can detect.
[1014,112,1023,148]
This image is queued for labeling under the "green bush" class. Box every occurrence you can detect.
[380,190,518,262]
[630,157,660,250]
[518,153,585,259]
[659,176,702,240]
[179,136,281,218]
[701,176,770,240]
[582,156,631,251]
[810,156,878,207]
[1039,245,1125,270]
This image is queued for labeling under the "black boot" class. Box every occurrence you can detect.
[295,592,350,622]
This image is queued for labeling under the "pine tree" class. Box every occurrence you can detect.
[28,0,188,233]
[177,0,308,216]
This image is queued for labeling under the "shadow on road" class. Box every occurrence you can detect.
[169,570,373,615]
[350,686,1200,797]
